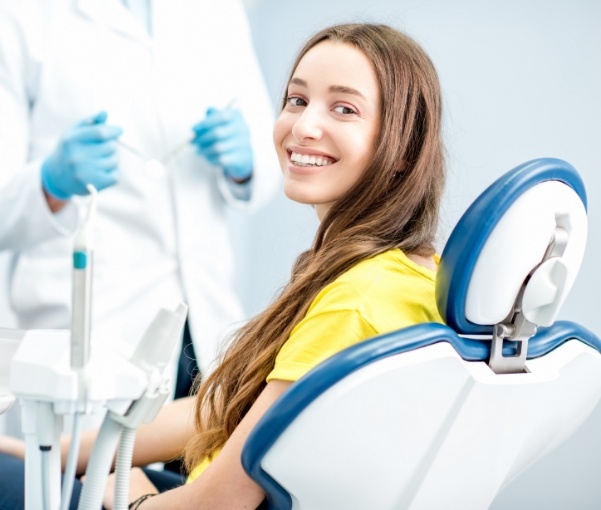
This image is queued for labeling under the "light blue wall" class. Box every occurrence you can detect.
[235,0,601,508]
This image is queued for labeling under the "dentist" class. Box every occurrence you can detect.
[0,0,279,409]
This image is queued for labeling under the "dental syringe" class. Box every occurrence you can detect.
[70,185,97,370]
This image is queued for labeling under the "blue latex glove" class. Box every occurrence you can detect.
[41,111,123,200]
[191,107,253,182]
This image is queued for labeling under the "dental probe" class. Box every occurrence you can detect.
[118,98,238,163]
[115,139,146,160]
[116,98,238,178]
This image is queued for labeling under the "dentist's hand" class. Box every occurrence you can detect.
[192,107,253,183]
[41,111,122,200]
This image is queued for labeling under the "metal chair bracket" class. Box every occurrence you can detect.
[489,311,537,374]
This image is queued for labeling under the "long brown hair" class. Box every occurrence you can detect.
[184,23,445,471]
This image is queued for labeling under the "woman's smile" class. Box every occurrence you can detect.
[286,148,338,174]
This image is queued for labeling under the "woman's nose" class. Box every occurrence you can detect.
[291,106,323,141]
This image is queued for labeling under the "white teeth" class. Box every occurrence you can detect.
[290,151,334,167]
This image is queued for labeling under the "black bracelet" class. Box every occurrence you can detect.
[128,493,157,510]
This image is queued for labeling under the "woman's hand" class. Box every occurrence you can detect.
[0,435,25,459]
[101,467,158,510]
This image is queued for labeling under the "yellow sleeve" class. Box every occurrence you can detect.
[267,310,377,383]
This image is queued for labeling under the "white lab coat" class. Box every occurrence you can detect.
[0,0,280,383]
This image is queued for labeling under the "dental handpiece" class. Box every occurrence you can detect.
[70,185,97,369]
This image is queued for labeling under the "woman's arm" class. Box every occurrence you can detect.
[67,396,196,476]
[104,380,292,510]
[128,395,197,467]
[0,435,26,458]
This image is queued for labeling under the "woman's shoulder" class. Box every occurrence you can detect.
[311,249,437,312]
[305,248,442,335]
[340,248,437,285]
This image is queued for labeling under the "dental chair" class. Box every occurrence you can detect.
[241,158,601,510]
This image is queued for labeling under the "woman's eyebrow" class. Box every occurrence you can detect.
[289,77,366,100]
[290,77,307,87]
[328,85,366,99]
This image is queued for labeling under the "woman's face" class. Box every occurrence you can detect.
[273,41,381,220]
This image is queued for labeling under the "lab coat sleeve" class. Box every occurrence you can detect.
[0,2,80,251]
[216,0,281,212]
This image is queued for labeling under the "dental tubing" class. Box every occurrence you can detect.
[113,427,137,510]
[77,418,123,510]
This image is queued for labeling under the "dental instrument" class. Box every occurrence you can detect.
[115,139,146,161]
[116,98,238,177]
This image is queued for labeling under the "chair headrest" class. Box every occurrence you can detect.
[436,158,587,335]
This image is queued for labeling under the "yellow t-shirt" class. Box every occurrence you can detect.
[267,248,442,382]
[187,249,442,482]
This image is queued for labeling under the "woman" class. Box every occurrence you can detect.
[0,22,445,509]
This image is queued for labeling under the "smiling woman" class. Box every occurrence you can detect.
[274,40,381,219]
[180,23,445,509]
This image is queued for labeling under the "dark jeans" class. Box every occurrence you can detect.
[0,452,185,510]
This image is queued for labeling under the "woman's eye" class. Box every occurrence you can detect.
[287,96,307,107]
[334,105,357,115]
